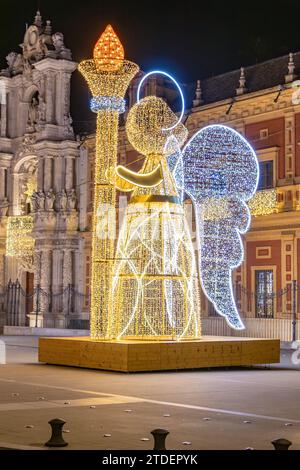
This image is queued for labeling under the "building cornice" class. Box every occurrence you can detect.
[187,85,300,128]
[250,209,300,231]
[34,58,77,73]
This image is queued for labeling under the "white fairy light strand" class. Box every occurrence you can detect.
[182,125,259,330]
[90,95,126,113]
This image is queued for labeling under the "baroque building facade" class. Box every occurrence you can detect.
[0,11,80,328]
[1,11,300,339]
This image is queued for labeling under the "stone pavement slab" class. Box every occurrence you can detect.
[0,336,300,450]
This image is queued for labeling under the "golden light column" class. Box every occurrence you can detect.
[78,25,139,339]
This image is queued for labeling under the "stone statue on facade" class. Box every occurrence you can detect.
[27,96,39,130]
[67,189,77,210]
[6,52,18,70]
[38,96,46,123]
[0,197,9,216]
[37,189,45,210]
[31,191,39,212]
[52,32,72,60]
[58,189,68,211]
[1,52,24,76]
[45,188,55,210]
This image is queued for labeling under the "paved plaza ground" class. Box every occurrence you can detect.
[0,336,300,450]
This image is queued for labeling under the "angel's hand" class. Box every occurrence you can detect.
[115,164,163,188]
[105,166,135,192]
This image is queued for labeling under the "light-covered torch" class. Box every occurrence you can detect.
[78,25,139,339]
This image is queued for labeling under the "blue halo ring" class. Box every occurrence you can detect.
[136,70,185,131]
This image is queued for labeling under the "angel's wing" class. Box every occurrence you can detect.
[182,125,259,330]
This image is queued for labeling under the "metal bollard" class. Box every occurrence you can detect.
[45,418,68,447]
[271,438,292,450]
[151,428,169,450]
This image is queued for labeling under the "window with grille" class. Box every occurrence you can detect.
[255,269,274,318]
[258,160,273,190]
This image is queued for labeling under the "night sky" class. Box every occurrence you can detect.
[1,0,300,132]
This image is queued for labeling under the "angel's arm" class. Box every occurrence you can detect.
[115,164,163,188]
[106,164,163,192]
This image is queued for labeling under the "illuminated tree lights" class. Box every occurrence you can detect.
[78,25,139,340]
[182,125,259,329]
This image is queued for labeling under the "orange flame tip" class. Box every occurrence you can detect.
[93,24,124,71]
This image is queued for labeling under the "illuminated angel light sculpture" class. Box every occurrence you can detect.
[80,24,258,339]
[107,72,201,340]
[108,71,259,336]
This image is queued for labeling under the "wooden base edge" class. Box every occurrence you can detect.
[38,336,280,372]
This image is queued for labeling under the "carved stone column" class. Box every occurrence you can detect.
[53,156,63,192]
[52,248,62,314]
[285,113,295,183]
[40,250,51,315]
[28,251,42,327]
[73,249,82,315]
[62,249,72,325]
[63,250,72,287]
[44,156,53,192]
[65,157,75,191]
[29,250,51,328]
[0,253,5,325]
[46,71,56,124]
[0,253,5,290]
[0,168,5,200]
[0,92,7,137]
[37,158,44,191]
[11,172,20,215]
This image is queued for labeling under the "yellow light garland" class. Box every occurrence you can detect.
[248,189,278,216]
[6,216,34,263]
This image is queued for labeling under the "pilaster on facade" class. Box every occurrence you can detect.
[281,232,295,315]
[284,112,296,183]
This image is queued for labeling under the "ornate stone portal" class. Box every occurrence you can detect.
[0,11,79,328]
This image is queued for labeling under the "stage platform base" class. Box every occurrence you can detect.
[38,336,280,372]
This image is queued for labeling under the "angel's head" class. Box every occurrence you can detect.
[126,96,188,157]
